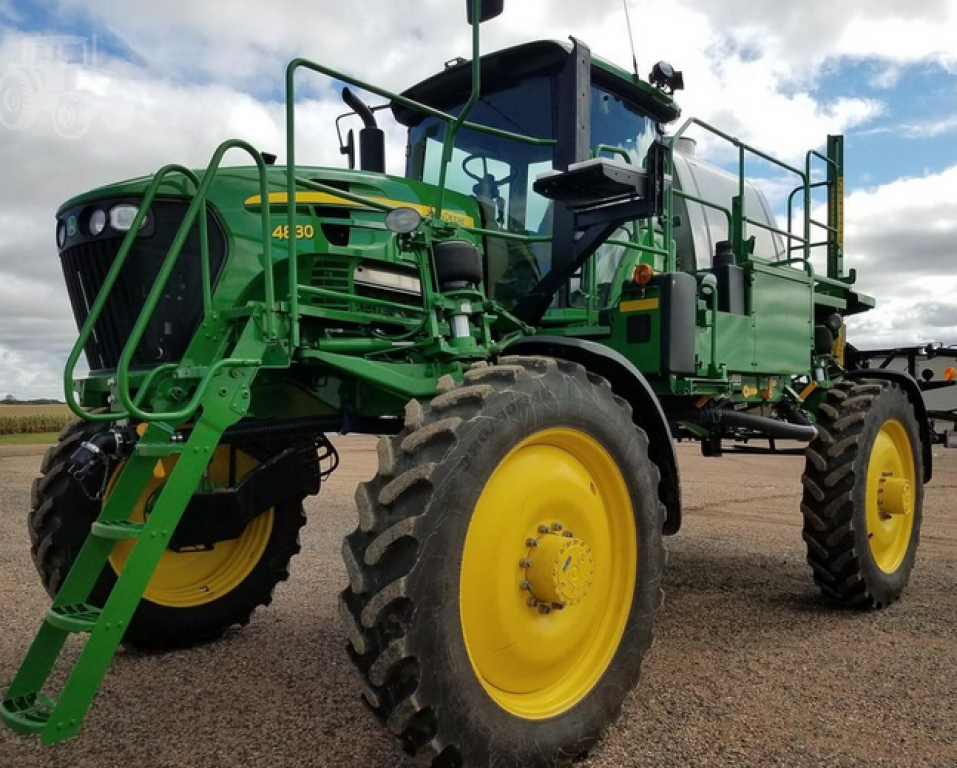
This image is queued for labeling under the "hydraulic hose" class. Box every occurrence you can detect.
[694,408,818,442]
[67,425,138,481]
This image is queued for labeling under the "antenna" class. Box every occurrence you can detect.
[622,0,639,81]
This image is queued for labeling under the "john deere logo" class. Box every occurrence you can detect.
[67,216,78,237]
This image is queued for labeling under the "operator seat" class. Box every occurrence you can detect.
[476,194,541,307]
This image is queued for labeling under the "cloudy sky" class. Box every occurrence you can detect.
[0,0,955,398]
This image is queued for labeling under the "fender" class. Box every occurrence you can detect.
[846,369,933,483]
[505,335,683,535]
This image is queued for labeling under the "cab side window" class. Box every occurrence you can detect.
[590,86,658,167]
[588,86,658,308]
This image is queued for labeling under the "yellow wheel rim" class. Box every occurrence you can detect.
[459,428,637,719]
[865,419,916,574]
[108,448,274,608]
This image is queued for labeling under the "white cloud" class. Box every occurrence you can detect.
[844,164,957,347]
[868,65,903,90]
[899,114,957,139]
[679,0,957,72]
[0,0,955,395]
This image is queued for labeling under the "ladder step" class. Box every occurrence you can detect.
[91,520,145,540]
[1,692,55,735]
[46,604,102,634]
[135,442,185,457]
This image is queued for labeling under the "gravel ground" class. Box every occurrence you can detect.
[1,438,955,767]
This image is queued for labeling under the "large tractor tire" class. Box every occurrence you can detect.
[801,379,923,608]
[29,420,307,649]
[340,357,665,767]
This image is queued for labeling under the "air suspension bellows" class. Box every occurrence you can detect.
[434,240,483,339]
[433,240,483,290]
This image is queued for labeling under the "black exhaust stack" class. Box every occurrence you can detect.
[341,87,385,173]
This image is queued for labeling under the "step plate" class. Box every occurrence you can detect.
[91,520,145,540]
[1,692,55,735]
[46,604,102,634]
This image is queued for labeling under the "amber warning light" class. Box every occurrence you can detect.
[632,264,655,286]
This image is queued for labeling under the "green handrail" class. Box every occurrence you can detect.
[592,144,632,164]
[283,21,556,345]
[785,149,842,262]
[674,189,734,235]
[787,180,828,243]
[606,238,669,257]
[64,140,277,423]
[115,140,275,422]
[666,118,812,270]
[63,164,201,422]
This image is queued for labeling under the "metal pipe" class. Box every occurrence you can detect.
[696,408,818,442]
[341,88,377,129]
[435,0,484,218]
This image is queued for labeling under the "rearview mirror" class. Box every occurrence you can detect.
[466,0,504,24]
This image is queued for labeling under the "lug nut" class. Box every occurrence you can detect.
[552,603,565,610]
[519,581,532,591]
[519,558,533,568]
[563,530,574,538]
[537,524,550,534]
[551,522,564,532]
[527,597,539,608]
[538,604,552,615]
[526,538,539,547]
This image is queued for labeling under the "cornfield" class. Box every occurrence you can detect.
[0,406,74,436]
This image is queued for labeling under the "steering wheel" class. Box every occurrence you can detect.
[462,154,516,189]
[463,154,516,226]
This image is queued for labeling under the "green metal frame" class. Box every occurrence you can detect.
[63,140,277,423]
[664,117,833,272]
[3,320,264,742]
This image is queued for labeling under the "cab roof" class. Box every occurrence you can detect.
[392,39,681,128]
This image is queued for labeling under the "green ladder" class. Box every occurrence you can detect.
[0,341,262,744]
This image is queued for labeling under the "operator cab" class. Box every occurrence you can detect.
[394,40,674,312]
[394,39,786,322]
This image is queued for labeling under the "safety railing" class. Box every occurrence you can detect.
[283,42,556,345]
[665,118,823,275]
[786,149,840,271]
[65,139,277,423]
[70,23,563,420]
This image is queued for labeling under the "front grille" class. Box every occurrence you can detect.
[59,200,227,371]
[308,256,352,310]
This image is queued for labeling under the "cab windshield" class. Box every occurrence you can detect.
[406,74,659,311]
[407,75,555,235]
[407,75,555,308]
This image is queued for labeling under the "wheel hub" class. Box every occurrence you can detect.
[523,523,595,610]
[877,473,913,518]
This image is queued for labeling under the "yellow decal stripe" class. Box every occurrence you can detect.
[243,191,474,227]
[620,298,660,313]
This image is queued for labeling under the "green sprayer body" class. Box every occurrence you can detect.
[5,4,911,748]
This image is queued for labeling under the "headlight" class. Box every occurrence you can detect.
[385,206,422,235]
[56,219,66,248]
[88,209,107,236]
[109,203,147,231]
